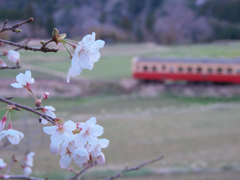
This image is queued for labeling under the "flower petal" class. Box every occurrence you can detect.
[64,120,76,131]
[43,126,57,135]
[59,155,72,169]
[10,83,24,88]
[51,132,63,145]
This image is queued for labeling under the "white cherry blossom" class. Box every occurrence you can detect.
[0,128,24,145]
[25,152,35,167]
[10,70,34,91]
[43,120,76,146]
[89,139,109,158]
[0,159,7,169]
[50,143,60,155]
[73,147,89,167]
[5,50,20,63]
[59,154,72,169]
[40,106,56,124]
[67,32,105,82]
[23,166,32,176]
[75,117,103,147]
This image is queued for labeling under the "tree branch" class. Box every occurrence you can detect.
[0,97,55,124]
[0,65,21,69]
[0,39,58,53]
[0,18,34,33]
[0,175,44,180]
[104,156,164,180]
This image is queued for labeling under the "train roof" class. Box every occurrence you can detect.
[133,57,240,64]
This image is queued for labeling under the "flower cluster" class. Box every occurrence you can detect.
[43,117,109,169]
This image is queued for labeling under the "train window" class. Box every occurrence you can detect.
[208,68,212,73]
[143,66,148,71]
[227,68,232,74]
[197,67,202,73]
[152,66,157,72]
[237,69,240,74]
[188,67,192,72]
[217,68,222,74]
[162,65,166,70]
[170,67,174,72]
[178,67,183,72]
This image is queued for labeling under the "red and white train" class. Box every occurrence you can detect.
[132,56,240,83]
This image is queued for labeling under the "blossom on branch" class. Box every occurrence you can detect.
[0,123,24,145]
[10,70,34,91]
[25,152,35,167]
[43,120,76,145]
[67,32,105,82]
[4,50,20,63]
[40,106,56,124]
[0,114,7,131]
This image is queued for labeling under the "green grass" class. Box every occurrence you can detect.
[2,42,240,80]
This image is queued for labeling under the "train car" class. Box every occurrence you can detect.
[132,56,240,83]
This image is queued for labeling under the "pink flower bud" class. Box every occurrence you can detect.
[97,152,105,166]
[23,166,32,176]
[8,122,12,129]
[6,105,15,111]
[35,99,41,107]
[43,92,49,99]
[67,167,74,172]
[0,115,7,131]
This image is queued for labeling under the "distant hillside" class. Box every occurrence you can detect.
[0,0,240,44]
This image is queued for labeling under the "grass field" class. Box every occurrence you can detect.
[1,42,240,179]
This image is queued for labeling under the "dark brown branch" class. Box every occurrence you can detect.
[0,65,21,69]
[0,97,55,124]
[104,156,164,180]
[0,39,58,53]
[0,175,44,180]
[0,18,33,33]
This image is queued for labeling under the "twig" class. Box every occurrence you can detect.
[0,39,58,53]
[0,140,10,151]
[0,18,33,33]
[68,161,97,180]
[0,65,21,69]
[5,155,15,175]
[0,175,44,180]
[0,97,55,124]
[104,156,164,180]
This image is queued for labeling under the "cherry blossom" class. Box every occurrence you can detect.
[67,32,105,82]
[23,166,32,176]
[59,154,73,169]
[10,70,35,91]
[0,159,7,169]
[73,147,89,167]
[43,120,76,146]
[4,50,20,63]
[0,128,24,145]
[75,117,103,147]
[40,106,56,124]
[89,139,109,158]
[25,152,35,167]
[50,143,60,155]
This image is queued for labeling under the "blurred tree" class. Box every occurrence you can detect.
[145,13,155,32]
[119,17,132,31]
[46,15,55,35]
